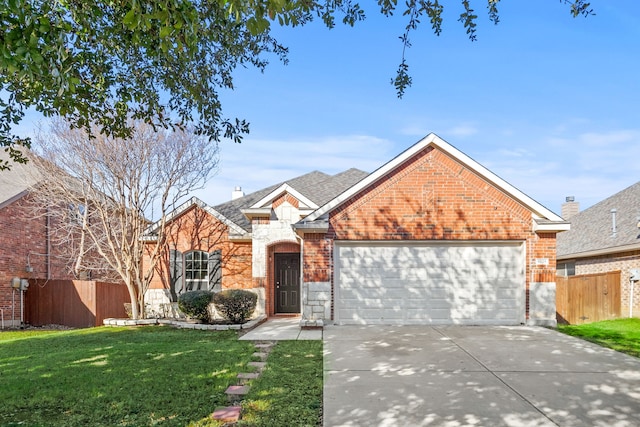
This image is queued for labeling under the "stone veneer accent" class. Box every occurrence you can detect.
[301,281,331,323]
[144,288,266,319]
[104,314,267,330]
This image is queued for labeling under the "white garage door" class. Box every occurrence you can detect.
[334,241,525,325]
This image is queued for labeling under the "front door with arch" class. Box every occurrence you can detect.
[274,253,300,313]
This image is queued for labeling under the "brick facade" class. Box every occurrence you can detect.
[145,204,252,294]
[0,194,78,326]
[574,250,640,317]
[301,146,558,322]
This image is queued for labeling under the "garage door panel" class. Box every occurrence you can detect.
[335,242,525,325]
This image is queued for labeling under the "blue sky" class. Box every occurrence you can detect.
[15,1,640,215]
[198,0,640,215]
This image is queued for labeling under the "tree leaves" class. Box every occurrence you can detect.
[0,0,595,167]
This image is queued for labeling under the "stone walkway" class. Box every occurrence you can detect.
[211,341,275,423]
[239,317,323,341]
[211,317,323,423]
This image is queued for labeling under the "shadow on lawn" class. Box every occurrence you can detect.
[0,327,255,427]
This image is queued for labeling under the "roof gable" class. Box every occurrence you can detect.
[557,181,640,258]
[145,196,247,239]
[214,168,369,231]
[299,134,566,229]
[249,184,319,210]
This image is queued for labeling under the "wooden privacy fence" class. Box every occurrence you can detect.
[25,280,130,328]
[556,271,621,325]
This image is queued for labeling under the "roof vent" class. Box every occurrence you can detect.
[611,208,617,237]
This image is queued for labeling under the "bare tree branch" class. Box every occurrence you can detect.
[27,119,220,319]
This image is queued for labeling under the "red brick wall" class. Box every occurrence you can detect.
[272,193,300,209]
[0,194,77,324]
[301,146,558,320]
[145,204,252,292]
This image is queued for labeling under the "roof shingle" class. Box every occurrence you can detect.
[213,168,369,232]
[557,181,640,257]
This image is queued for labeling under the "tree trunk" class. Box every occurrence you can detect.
[125,283,140,319]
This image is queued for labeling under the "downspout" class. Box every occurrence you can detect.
[631,279,635,318]
[295,233,305,322]
[46,207,51,279]
[630,269,640,318]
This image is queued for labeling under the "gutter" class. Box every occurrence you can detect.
[557,242,640,261]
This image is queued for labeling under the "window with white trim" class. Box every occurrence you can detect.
[169,249,222,301]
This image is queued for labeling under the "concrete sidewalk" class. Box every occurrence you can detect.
[239,317,322,341]
[323,325,640,427]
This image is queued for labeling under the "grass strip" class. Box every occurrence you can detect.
[557,318,640,358]
[238,340,323,427]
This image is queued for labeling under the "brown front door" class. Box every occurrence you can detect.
[275,253,300,313]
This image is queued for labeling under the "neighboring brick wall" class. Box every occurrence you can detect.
[0,194,78,325]
[575,250,640,317]
[302,146,558,322]
[144,205,252,294]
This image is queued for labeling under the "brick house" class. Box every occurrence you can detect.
[146,134,568,326]
[0,151,74,327]
[557,182,640,317]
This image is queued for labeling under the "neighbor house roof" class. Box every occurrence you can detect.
[0,148,42,209]
[557,181,640,259]
[295,133,569,233]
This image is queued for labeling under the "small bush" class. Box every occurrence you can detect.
[178,290,213,322]
[213,289,257,324]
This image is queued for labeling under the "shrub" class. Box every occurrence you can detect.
[178,290,214,322]
[213,289,258,324]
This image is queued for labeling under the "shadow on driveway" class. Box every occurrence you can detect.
[323,325,640,426]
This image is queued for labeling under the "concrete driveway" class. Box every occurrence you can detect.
[323,325,640,427]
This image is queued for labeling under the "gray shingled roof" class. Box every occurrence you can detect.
[0,149,41,208]
[214,168,369,232]
[557,181,640,257]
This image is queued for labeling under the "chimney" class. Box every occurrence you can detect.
[561,196,579,220]
[231,186,244,200]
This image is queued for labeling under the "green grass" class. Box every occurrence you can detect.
[238,341,323,427]
[557,318,640,358]
[0,327,324,427]
[0,327,255,427]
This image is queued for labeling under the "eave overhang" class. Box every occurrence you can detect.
[557,242,640,261]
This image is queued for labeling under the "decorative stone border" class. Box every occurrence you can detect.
[103,314,267,331]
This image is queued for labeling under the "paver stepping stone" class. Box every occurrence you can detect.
[211,406,241,423]
[255,343,274,350]
[237,372,260,384]
[248,361,266,370]
[252,352,268,360]
[225,385,250,403]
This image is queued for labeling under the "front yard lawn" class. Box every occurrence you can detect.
[557,318,640,358]
[0,327,323,426]
[239,341,322,427]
